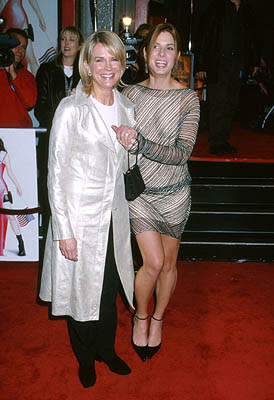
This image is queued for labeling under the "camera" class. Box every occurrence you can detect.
[0,17,20,67]
[0,33,20,67]
[120,30,143,66]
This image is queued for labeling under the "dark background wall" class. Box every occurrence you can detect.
[147,0,274,62]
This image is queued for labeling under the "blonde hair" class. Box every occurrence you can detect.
[59,26,84,46]
[145,23,181,77]
[79,31,126,95]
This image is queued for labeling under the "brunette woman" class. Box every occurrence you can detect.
[117,23,200,361]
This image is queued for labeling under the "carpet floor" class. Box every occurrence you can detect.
[1,261,273,400]
[191,125,274,162]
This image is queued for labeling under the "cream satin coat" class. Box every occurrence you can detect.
[39,82,135,322]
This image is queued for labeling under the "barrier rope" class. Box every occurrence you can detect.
[0,207,41,215]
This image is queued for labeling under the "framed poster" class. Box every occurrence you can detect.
[0,128,38,261]
[0,0,59,76]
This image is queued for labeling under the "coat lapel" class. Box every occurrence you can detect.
[74,81,116,152]
[74,83,135,154]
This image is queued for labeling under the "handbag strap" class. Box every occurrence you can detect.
[128,140,139,169]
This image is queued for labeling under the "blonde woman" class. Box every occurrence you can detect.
[39,31,137,388]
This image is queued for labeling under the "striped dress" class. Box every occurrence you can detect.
[123,84,200,239]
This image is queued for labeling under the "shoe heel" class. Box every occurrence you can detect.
[132,314,149,362]
[147,315,163,359]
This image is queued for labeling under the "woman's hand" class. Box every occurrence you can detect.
[112,125,137,149]
[16,186,22,196]
[5,64,17,80]
[39,19,47,32]
[59,238,78,261]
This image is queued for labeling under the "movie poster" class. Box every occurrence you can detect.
[0,0,59,76]
[0,128,38,261]
[0,0,59,126]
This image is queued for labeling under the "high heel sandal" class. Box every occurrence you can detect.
[147,315,163,359]
[132,314,149,362]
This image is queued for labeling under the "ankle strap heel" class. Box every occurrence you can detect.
[151,315,163,322]
[147,315,163,359]
[132,314,149,362]
[134,314,149,321]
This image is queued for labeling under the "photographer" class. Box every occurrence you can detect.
[122,23,153,85]
[0,28,37,127]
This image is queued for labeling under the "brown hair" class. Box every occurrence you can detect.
[59,26,84,47]
[6,28,28,44]
[144,23,181,77]
[0,138,7,152]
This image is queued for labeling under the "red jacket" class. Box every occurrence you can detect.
[0,67,37,127]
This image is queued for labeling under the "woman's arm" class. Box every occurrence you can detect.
[34,64,53,128]
[11,69,37,110]
[28,0,46,31]
[49,100,79,260]
[48,99,76,242]
[134,90,200,165]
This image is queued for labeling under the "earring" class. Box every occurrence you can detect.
[145,61,148,74]
[88,71,92,77]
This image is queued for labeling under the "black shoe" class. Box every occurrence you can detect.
[210,144,227,155]
[223,142,237,153]
[16,234,26,256]
[147,343,161,359]
[147,315,162,359]
[105,356,131,375]
[210,143,237,155]
[96,354,131,375]
[132,314,149,362]
[78,364,96,388]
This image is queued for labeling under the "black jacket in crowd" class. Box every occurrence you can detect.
[194,0,259,83]
[34,53,81,130]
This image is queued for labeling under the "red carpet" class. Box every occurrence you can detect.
[191,125,274,162]
[1,261,274,400]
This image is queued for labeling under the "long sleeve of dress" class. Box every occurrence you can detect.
[136,90,200,165]
[123,85,200,190]
[128,88,200,165]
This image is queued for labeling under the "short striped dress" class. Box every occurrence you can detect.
[123,84,200,239]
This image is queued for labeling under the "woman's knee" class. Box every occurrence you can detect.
[161,260,177,275]
[143,256,164,279]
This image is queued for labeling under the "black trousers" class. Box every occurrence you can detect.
[37,133,50,231]
[67,220,120,366]
[207,55,242,147]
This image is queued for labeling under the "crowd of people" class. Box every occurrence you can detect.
[0,0,268,389]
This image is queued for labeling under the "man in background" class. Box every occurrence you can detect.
[194,0,259,155]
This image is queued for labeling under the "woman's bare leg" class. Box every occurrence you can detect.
[8,215,21,236]
[133,231,165,346]
[148,234,180,347]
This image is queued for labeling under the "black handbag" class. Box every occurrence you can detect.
[3,191,13,203]
[124,143,145,201]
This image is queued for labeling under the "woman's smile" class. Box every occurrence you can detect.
[85,42,122,91]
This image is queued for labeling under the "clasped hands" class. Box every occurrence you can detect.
[112,125,137,150]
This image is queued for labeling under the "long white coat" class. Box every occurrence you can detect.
[39,82,135,322]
